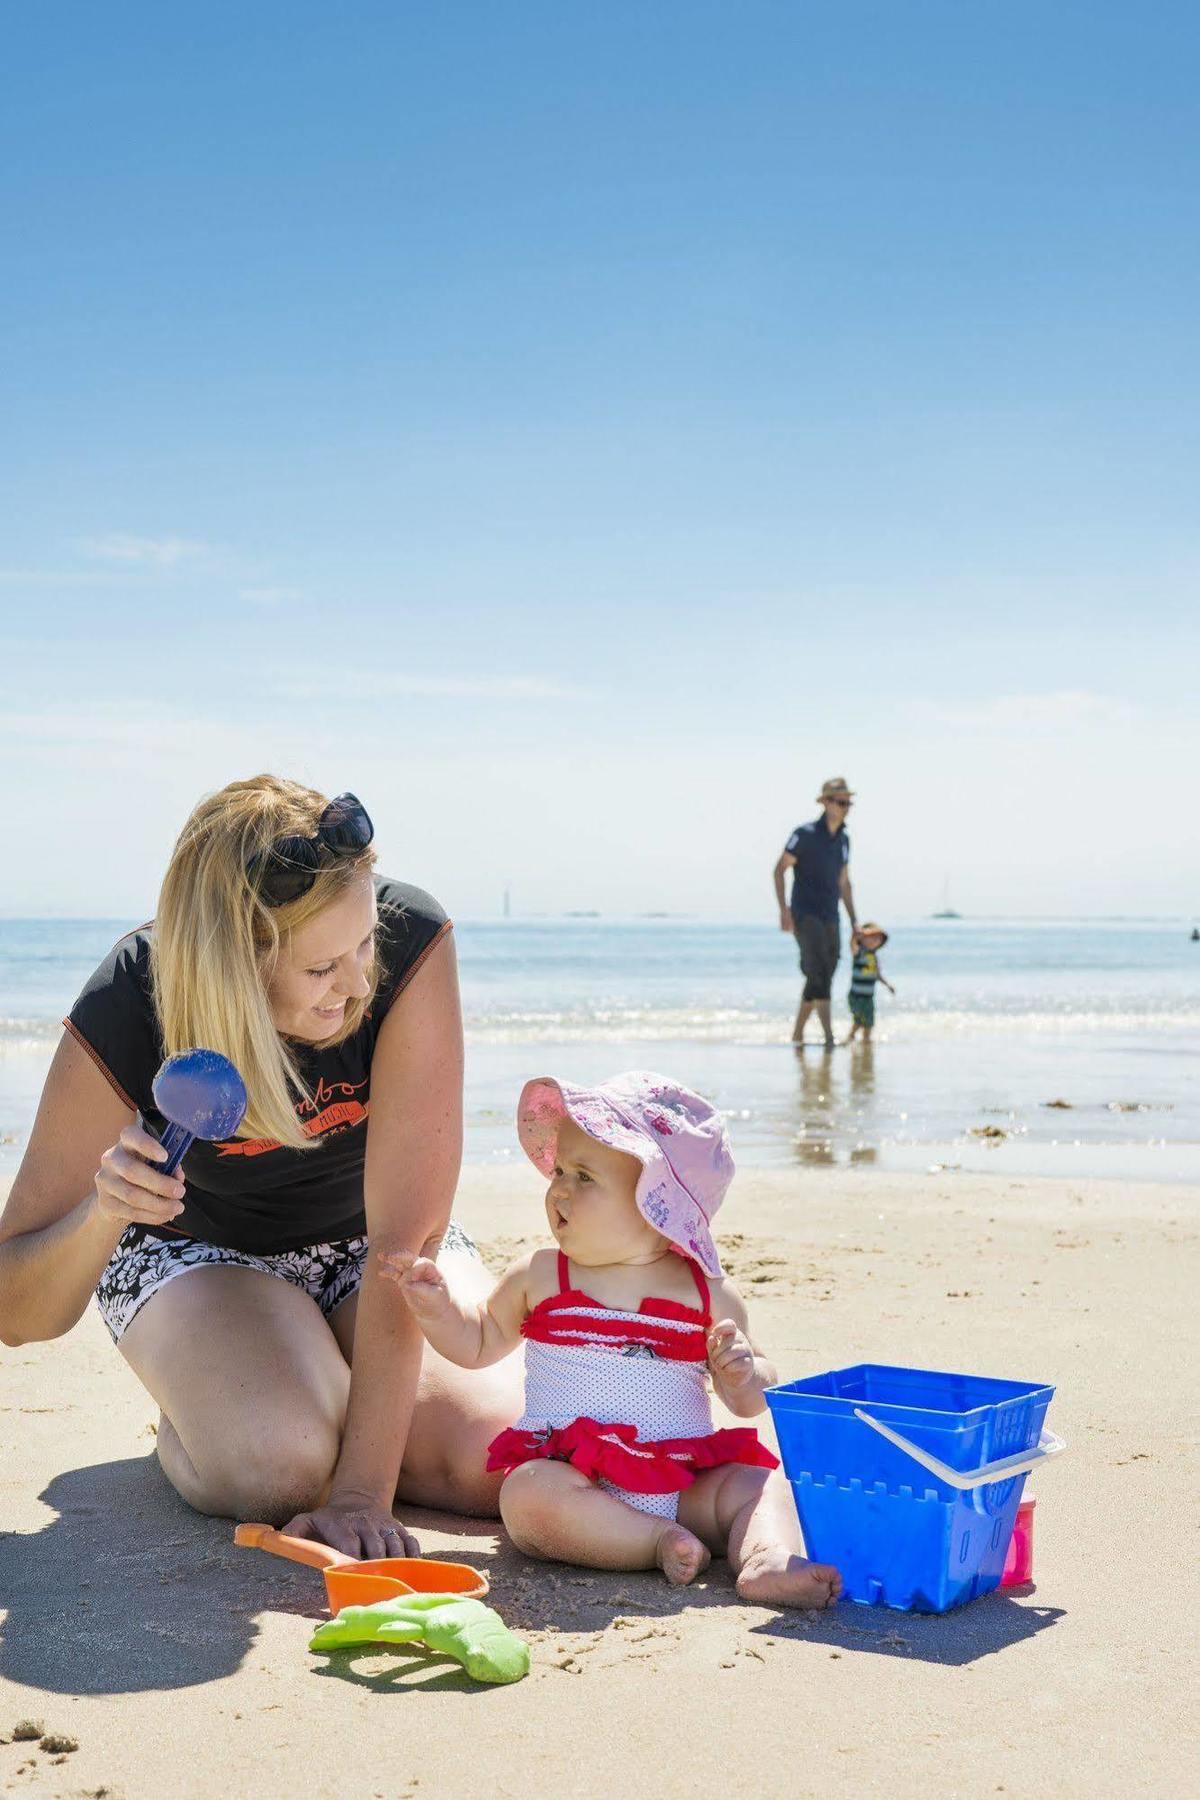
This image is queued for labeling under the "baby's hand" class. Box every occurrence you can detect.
[380,1250,452,1320]
[706,1319,757,1391]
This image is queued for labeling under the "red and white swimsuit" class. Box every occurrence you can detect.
[487,1252,778,1520]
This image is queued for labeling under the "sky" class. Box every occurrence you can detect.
[2,2,1197,921]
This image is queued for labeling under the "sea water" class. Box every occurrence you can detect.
[2,917,1198,1181]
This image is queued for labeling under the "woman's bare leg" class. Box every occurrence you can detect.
[499,1461,709,1585]
[120,1265,349,1522]
[119,1246,522,1524]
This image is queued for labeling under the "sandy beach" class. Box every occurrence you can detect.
[2,1161,1195,1799]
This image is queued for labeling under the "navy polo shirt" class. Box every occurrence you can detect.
[784,816,850,922]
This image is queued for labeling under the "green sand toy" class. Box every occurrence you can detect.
[310,1593,530,1685]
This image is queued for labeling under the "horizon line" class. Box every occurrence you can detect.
[1,911,1196,927]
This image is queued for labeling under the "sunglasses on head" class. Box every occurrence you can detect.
[247,792,375,908]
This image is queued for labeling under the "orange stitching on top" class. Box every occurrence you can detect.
[385,918,454,1007]
[62,1018,138,1113]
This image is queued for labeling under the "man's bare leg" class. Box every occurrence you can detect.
[792,999,815,1044]
[815,999,835,1049]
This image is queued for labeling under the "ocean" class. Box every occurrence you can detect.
[2,917,1198,1183]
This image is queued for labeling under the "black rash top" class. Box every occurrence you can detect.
[65,878,451,1253]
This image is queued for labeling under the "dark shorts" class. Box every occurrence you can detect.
[849,991,876,1028]
[793,914,841,1002]
[95,1218,478,1344]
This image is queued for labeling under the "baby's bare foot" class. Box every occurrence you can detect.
[736,1548,842,1610]
[655,1523,711,1586]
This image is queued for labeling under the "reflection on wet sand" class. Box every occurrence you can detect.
[792,1041,879,1166]
[847,1039,875,1094]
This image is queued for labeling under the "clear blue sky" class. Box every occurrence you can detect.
[2,2,1197,919]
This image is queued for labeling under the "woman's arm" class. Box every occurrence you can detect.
[296,930,465,1540]
[0,1032,188,1345]
[381,1251,533,1367]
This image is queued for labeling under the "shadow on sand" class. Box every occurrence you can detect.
[0,1455,303,1695]
[0,1460,513,1698]
[0,1457,1062,1695]
[471,1549,1064,1670]
[752,1584,1064,1666]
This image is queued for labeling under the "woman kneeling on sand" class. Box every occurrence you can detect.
[0,775,519,1557]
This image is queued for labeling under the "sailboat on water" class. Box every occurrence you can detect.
[932,877,962,920]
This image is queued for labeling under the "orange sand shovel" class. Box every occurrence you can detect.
[234,1523,489,1612]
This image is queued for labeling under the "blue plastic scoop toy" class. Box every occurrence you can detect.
[150,1048,248,1175]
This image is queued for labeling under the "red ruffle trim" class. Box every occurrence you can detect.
[486,1416,779,1495]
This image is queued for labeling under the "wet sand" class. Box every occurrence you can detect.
[1,1165,1196,1798]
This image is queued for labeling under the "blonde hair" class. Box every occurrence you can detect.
[150,775,379,1149]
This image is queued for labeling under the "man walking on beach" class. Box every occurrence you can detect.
[774,777,858,1049]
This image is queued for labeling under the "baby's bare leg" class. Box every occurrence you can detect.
[500,1461,709,1585]
[678,1465,841,1609]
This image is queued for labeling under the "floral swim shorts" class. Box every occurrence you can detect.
[95,1217,478,1343]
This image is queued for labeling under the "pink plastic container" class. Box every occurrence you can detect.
[1001,1496,1036,1586]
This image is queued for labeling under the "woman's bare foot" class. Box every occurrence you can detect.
[735,1548,842,1609]
[655,1522,711,1586]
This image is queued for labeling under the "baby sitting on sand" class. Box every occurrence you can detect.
[385,1071,841,1610]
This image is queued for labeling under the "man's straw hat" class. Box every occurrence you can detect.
[816,776,855,801]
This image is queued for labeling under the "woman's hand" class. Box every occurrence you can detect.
[93,1122,187,1229]
[380,1249,453,1323]
[707,1319,758,1392]
[282,1495,421,1560]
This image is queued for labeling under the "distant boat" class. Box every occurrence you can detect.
[565,910,601,918]
[932,878,962,920]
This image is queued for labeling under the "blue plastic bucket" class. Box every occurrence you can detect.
[765,1364,1060,1613]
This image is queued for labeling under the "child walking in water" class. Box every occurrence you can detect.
[385,1072,841,1609]
[845,921,894,1044]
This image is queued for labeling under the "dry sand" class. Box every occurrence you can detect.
[1,1164,1196,1799]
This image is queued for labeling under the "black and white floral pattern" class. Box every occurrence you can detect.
[96,1217,478,1343]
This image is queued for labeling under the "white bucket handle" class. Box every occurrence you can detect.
[852,1407,1067,1490]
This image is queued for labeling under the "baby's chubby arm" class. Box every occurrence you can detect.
[381,1248,534,1368]
[705,1277,778,1418]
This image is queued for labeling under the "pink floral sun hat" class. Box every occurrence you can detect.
[516,1070,735,1277]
